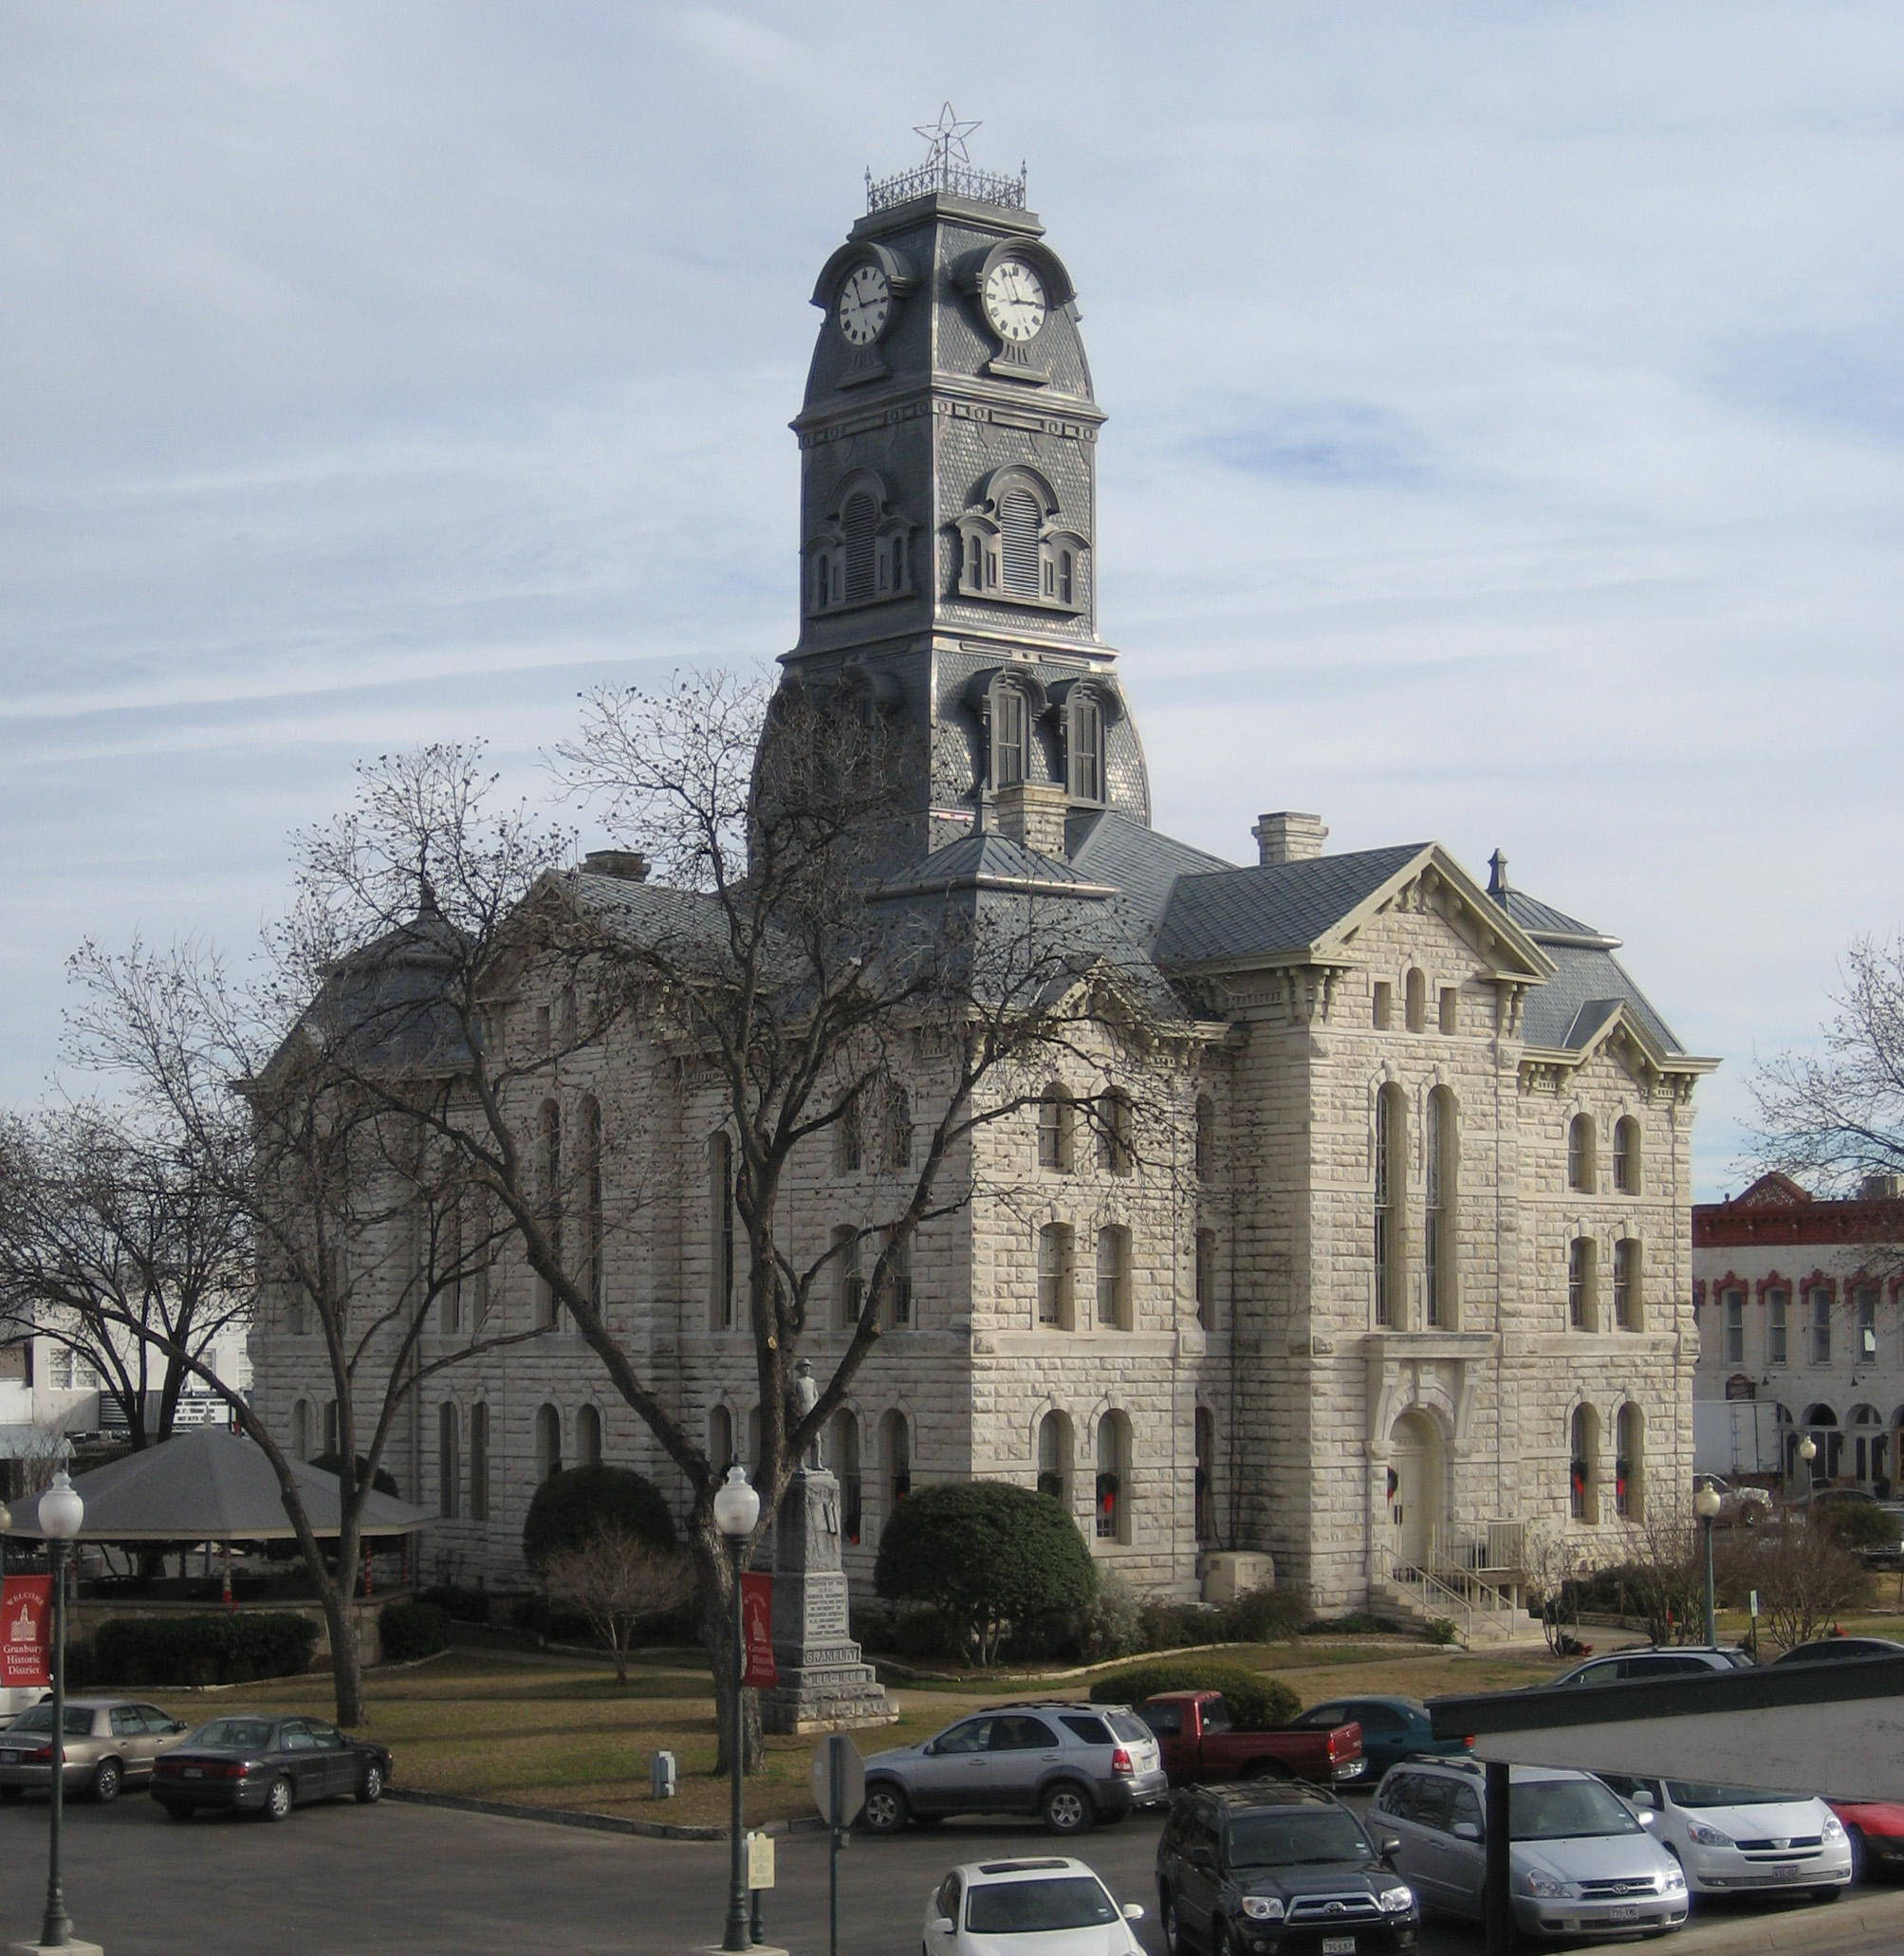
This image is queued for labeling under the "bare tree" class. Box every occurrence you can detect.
[0,1102,250,1451]
[544,1528,692,1685]
[1746,1518,1862,1652]
[1615,1496,1704,1646]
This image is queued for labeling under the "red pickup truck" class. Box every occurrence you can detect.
[1137,1689,1362,1788]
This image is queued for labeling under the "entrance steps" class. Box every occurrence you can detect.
[1374,1567,1543,1649]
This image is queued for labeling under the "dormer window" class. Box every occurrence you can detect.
[1067,693,1103,803]
[999,487,1042,596]
[842,493,877,602]
[805,470,911,617]
[955,466,1088,614]
[992,683,1027,787]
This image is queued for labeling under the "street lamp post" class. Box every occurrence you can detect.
[1800,1433,1818,1517]
[712,1464,761,1956]
[1694,1481,1722,1648]
[37,1466,86,1951]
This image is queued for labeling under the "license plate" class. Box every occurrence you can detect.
[1322,1939,1357,1955]
[1609,1905,1639,1920]
[183,1767,202,1780]
[1770,1863,1803,1881]
[0,1752,15,1765]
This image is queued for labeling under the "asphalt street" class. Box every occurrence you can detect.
[0,1790,1884,1954]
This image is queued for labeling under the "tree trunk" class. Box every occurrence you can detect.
[322,1515,367,1727]
[693,1511,763,1775]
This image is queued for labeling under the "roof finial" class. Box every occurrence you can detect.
[1488,848,1510,904]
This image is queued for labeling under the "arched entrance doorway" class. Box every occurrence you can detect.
[1388,1410,1444,1573]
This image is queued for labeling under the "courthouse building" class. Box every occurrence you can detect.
[249,138,1716,1619]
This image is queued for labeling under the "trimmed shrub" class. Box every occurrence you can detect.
[522,1465,676,1572]
[1220,1586,1309,1643]
[89,1612,321,1687]
[1819,1499,1901,1553]
[1088,1660,1301,1728]
[379,1598,450,1662]
[420,1582,492,1623]
[875,1483,1098,1667]
[62,1641,98,1691]
[1305,1611,1407,1636]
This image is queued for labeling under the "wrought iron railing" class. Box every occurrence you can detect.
[866,157,1027,212]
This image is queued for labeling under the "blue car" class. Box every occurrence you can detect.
[1286,1695,1470,1784]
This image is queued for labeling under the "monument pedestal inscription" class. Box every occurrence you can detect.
[758,1467,895,1735]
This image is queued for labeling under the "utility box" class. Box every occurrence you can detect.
[650,1750,677,1799]
[1200,1551,1277,1606]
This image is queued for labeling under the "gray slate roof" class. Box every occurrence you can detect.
[1152,844,1428,967]
[1520,943,1684,1056]
[1065,810,1234,946]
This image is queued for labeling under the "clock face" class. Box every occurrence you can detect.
[982,260,1047,343]
[838,263,892,346]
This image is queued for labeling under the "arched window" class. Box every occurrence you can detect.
[1194,1228,1217,1332]
[1404,969,1427,1032]
[1804,1402,1842,1481]
[1096,1227,1132,1332]
[999,487,1042,596]
[1097,1091,1133,1176]
[1037,1223,1074,1330]
[991,682,1026,788]
[1761,1285,1784,1366]
[1425,1087,1457,1329]
[537,1099,563,1331]
[1567,1115,1597,1194]
[1615,1403,1643,1521]
[534,1404,562,1485]
[709,1404,733,1471]
[580,1095,603,1313]
[1614,1239,1641,1331]
[1194,1408,1216,1545]
[1193,1095,1215,1181]
[1569,1404,1600,1523]
[883,1085,912,1172]
[876,1228,914,1330]
[290,1399,311,1463]
[1809,1283,1834,1366]
[1375,1083,1406,1327]
[1614,1117,1642,1195]
[469,1403,490,1522]
[324,1399,340,1458]
[1059,549,1074,605]
[833,1411,862,1544]
[1037,1085,1072,1172]
[842,492,877,602]
[881,1411,911,1518]
[438,1403,460,1519]
[833,1227,862,1329]
[1851,1404,1884,1488]
[709,1132,734,1330]
[578,1404,602,1467]
[1568,1237,1597,1331]
[1037,1411,1073,1506]
[1067,694,1103,803]
[836,1100,861,1175]
[1096,1412,1131,1543]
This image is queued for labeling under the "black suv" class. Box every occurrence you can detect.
[1156,1781,1419,1956]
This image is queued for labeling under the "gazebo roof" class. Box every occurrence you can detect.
[3,1428,429,1542]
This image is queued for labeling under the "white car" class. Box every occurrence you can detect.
[922,1856,1145,1956]
[1598,1773,1853,1900]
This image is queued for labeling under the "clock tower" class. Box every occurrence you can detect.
[785,113,1151,859]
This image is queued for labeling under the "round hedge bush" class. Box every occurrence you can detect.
[521,1463,676,1570]
[1088,1659,1301,1728]
[379,1598,451,1663]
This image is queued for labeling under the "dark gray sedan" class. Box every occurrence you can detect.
[149,1713,391,1822]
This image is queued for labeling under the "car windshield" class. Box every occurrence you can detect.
[1512,1780,1643,1840]
[1667,1781,1803,1808]
[190,1719,276,1753]
[6,1707,92,1737]
[1229,1809,1373,1869]
[965,1877,1118,1933]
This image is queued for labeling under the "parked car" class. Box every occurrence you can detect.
[1597,1772,1853,1901]
[0,1698,191,1804]
[1370,1757,1688,1941]
[861,1703,1167,1837]
[149,1713,390,1821]
[1544,1646,1751,1688]
[1772,1635,1904,1667]
[1155,1779,1420,1956]
[1285,1696,1468,1785]
[1138,1690,1362,1789]
[1694,1475,1773,1526]
[1828,1798,1904,1882]
[923,1856,1147,1955]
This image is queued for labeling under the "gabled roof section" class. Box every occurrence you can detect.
[874,832,1116,901]
[1733,1172,1814,1209]
[1519,941,1689,1059]
[1064,809,1233,948]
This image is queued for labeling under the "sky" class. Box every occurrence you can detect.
[2,4,1900,1198]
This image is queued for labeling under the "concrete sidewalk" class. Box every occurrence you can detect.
[1668,1885,1904,1952]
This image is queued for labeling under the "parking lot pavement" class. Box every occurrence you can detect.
[3,1791,1896,1954]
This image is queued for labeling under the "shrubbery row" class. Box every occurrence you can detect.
[1086,1660,1301,1727]
[67,1612,321,1688]
[379,1598,450,1662]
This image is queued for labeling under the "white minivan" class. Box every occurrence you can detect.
[1596,1773,1852,1902]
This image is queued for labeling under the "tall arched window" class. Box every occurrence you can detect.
[1037,1410,1073,1506]
[1569,1404,1600,1523]
[1614,1116,1642,1195]
[1038,1224,1074,1330]
[1193,1095,1215,1181]
[1568,1237,1597,1331]
[709,1404,733,1472]
[1614,1240,1641,1331]
[1567,1114,1597,1194]
[999,487,1042,595]
[1037,1085,1072,1172]
[535,1403,562,1484]
[438,1403,460,1520]
[833,1227,862,1329]
[469,1403,490,1522]
[1096,1412,1131,1543]
[1616,1403,1644,1521]
[1195,1228,1217,1332]
[991,683,1026,788]
[578,1404,602,1467]
[580,1096,603,1312]
[841,492,877,601]
[833,1412,861,1544]
[1194,1407,1216,1545]
[537,1099,563,1331]
[1375,1083,1406,1327]
[709,1132,734,1330]
[884,1085,912,1172]
[290,1399,311,1462]
[1097,1091,1133,1176]
[881,1411,911,1518]
[1404,969,1427,1032]
[1096,1227,1132,1332]
[1067,694,1103,803]
[1425,1087,1457,1329]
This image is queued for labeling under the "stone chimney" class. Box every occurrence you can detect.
[993,782,1070,858]
[582,849,650,882]
[1251,811,1327,867]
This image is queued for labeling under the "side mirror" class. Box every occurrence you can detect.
[1378,1836,1402,1864]
[1451,1821,1482,1843]
[931,1917,954,1936]
[921,1741,937,1757]
[1121,1903,1146,1922]
[1188,1847,1215,1874]
[1626,1788,1655,1811]
[170,1722,187,1734]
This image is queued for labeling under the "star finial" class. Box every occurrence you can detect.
[914,102,981,175]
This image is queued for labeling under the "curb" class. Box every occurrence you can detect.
[1667,1888,1904,1952]
[384,1785,830,1844]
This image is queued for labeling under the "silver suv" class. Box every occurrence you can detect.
[861,1703,1168,1836]
[1545,1645,1751,1689]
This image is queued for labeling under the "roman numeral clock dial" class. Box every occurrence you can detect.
[837,263,892,346]
[981,260,1047,343]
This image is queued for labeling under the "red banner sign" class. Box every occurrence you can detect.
[1,1577,51,1689]
[740,1573,777,1689]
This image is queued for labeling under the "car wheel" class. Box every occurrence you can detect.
[90,1758,123,1804]
[860,1781,909,1835]
[357,1762,384,1805]
[1848,1826,1867,1882]
[1244,1759,1293,1781]
[1042,1781,1094,1835]
[265,1775,294,1822]
[1158,1887,1183,1956]
[160,1800,192,1821]
[1213,1923,1238,1956]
